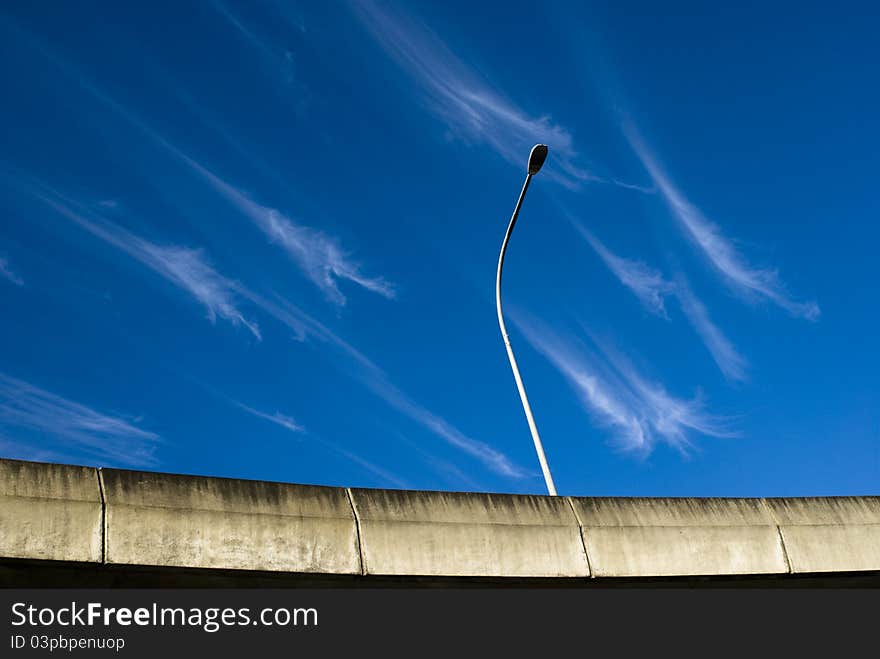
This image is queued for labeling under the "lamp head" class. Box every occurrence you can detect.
[528,144,549,175]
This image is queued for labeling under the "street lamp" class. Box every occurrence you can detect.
[495,144,557,496]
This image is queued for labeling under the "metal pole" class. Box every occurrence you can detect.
[495,173,558,496]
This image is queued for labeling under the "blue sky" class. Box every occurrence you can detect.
[1,1,877,496]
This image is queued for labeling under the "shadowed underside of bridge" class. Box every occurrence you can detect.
[1,458,879,587]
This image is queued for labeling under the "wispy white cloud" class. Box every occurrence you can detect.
[328,443,409,489]
[0,256,24,287]
[237,279,521,477]
[211,0,272,55]
[0,434,65,465]
[234,401,305,434]
[54,73,390,307]
[17,175,508,480]
[513,313,733,453]
[210,0,305,89]
[239,291,523,477]
[233,399,408,488]
[570,219,748,382]
[391,431,486,491]
[235,290,525,478]
[29,184,261,339]
[1,14,517,480]
[119,103,392,307]
[0,372,160,466]
[350,0,598,188]
[594,337,736,446]
[674,276,748,383]
[240,289,380,370]
[138,243,261,339]
[623,121,820,321]
[10,38,390,309]
[571,222,673,317]
[182,158,395,306]
[363,374,527,478]
[184,270,519,479]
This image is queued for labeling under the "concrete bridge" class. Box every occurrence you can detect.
[1,458,878,586]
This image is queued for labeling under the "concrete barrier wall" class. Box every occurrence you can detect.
[0,460,101,563]
[0,458,878,579]
[766,497,880,573]
[349,488,588,577]
[570,497,788,577]
[101,468,361,574]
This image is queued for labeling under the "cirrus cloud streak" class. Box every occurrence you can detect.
[513,313,734,453]
[623,121,820,321]
[0,372,160,467]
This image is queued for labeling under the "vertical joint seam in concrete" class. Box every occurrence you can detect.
[760,498,792,574]
[96,468,106,565]
[565,497,593,578]
[345,488,366,576]
[775,525,792,574]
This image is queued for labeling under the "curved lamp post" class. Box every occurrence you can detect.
[495,144,557,496]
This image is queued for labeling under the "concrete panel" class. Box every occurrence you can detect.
[0,458,101,563]
[102,468,360,574]
[349,489,589,577]
[570,497,788,577]
[766,497,880,573]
